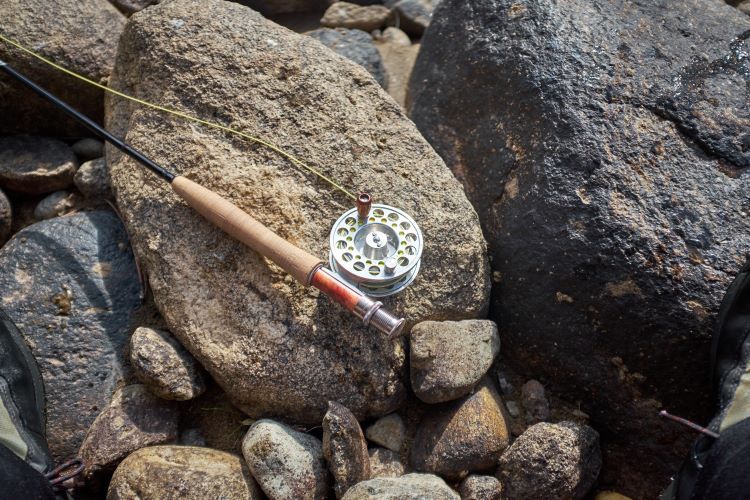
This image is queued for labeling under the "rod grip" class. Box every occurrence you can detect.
[171,176,322,284]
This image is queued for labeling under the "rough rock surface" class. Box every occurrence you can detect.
[322,2,391,31]
[0,136,77,194]
[459,475,503,500]
[71,139,105,162]
[497,421,602,500]
[410,319,499,403]
[107,0,489,424]
[409,0,750,492]
[79,384,179,479]
[74,158,113,199]
[0,0,125,136]
[410,379,510,480]
[129,326,207,401]
[307,28,387,86]
[242,419,330,500]
[33,191,79,220]
[0,188,11,245]
[0,211,140,461]
[365,413,405,452]
[107,445,263,500]
[323,401,371,498]
[342,473,459,499]
[368,447,405,478]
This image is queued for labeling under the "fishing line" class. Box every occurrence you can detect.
[0,33,357,201]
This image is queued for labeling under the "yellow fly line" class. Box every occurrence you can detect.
[0,33,357,201]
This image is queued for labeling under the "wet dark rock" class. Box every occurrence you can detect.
[0,0,125,136]
[410,319,499,403]
[368,447,405,478]
[410,378,510,480]
[342,473,459,499]
[365,413,405,452]
[129,326,207,401]
[459,475,503,500]
[79,384,179,479]
[0,136,77,194]
[409,0,750,492]
[321,2,391,31]
[307,28,386,86]
[0,210,140,461]
[74,158,113,200]
[323,401,371,498]
[521,380,550,424]
[107,445,263,499]
[497,421,601,500]
[242,419,330,500]
[0,188,11,246]
[71,139,105,162]
[33,190,79,220]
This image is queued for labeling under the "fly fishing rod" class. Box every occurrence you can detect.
[0,58,409,338]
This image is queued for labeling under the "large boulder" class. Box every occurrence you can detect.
[107,0,489,424]
[0,0,125,136]
[409,0,750,493]
[0,211,141,461]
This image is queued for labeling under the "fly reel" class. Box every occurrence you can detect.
[329,194,423,297]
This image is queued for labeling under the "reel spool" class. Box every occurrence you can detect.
[329,195,423,297]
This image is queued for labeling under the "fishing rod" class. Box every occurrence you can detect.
[0,58,412,338]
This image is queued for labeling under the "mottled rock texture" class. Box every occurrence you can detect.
[75,158,113,200]
[342,473,459,499]
[459,474,503,500]
[107,0,488,425]
[321,2,391,31]
[368,447,405,478]
[107,445,263,499]
[323,401,371,498]
[0,136,77,195]
[365,413,405,452]
[0,211,140,461]
[497,421,602,500]
[409,0,750,493]
[0,0,125,136]
[33,191,79,220]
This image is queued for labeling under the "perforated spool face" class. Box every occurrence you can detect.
[329,204,423,297]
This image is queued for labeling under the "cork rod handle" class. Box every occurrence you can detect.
[171,176,323,284]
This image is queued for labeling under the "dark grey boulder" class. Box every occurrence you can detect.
[0,211,141,461]
[409,0,750,493]
[307,28,386,86]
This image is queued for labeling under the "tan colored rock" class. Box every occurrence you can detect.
[459,475,503,500]
[365,413,405,452]
[376,40,420,108]
[321,2,391,31]
[368,447,405,478]
[323,401,371,498]
[107,0,489,424]
[107,445,263,499]
[410,378,510,480]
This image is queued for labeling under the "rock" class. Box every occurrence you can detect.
[410,320,499,403]
[497,421,601,500]
[520,380,550,424]
[74,157,113,199]
[0,0,125,136]
[0,188,12,245]
[321,2,391,31]
[237,0,331,15]
[738,0,750,14]
[107,445,263,500]
[307,28,386,86]
[379,27,411,46]
[365,413,405,452]
[375,38,419,108]
[178,428,207,447]
[459,475,503,500]
[409,0,750,493]
[180,387,249,454]
[109,0,160,16]
[33,190,79,220]
[342,473,459,499]
[323,401,371,498]
[595,492,633,500]
[71,139,105,161]
[0,210,140,461]
[0,136,77,194]
[79,384,179,479]
[410,379,510,480]
[107,0,489,425]
[391,0,433,35]
[129,326,207,401]
[242,419,330,500]
[505,401,520,419]
[368,447,404,478]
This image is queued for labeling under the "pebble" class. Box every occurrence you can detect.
[33,190,78,220]
[505,400,520,418]
[342,473,459,499]
[323,401,371,498]
[365,413,405,452]
[459,475,503,500]
[321,2,392,31]
[521,379,550,423]
[71,138,105,161]
[379,27,411,46]
[0,136,77,194]
[391,0,435,35]
[368,447,405,478]
[74,157,113,199]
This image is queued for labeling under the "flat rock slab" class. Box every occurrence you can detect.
[0,210,141,461]
[107,0,488,424]
[0,136,77,195]
[409,0,750,492]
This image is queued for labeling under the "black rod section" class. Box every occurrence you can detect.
[0,60,176,182]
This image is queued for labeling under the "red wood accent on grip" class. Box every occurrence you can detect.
[310,269,360,311]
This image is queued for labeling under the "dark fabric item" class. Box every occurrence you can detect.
[0,308,52,473]
[0,444,55,500]
[689,417,750,500]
